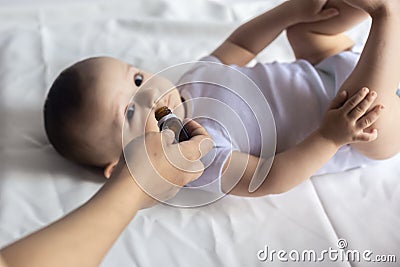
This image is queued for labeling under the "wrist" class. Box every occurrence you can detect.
[279,1,304,26]
[315,129,341,150]
[105,167,149,212]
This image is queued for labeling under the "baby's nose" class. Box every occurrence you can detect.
[134,87,161,107]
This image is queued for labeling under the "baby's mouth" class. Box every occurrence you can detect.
[153,95,170,112]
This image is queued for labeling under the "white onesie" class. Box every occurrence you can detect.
[178,45,379,193]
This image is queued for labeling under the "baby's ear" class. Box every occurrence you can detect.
[104,160,119,179]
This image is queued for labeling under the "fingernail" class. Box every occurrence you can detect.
[162,129,175,141]
[331,9,339,15]
[363,87,369,93]
[370,91,377,97]
[380,105,385,110]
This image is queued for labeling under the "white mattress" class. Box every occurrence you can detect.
[0,0,399,266]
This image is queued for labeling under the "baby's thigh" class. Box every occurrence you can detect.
[345,87,400,160]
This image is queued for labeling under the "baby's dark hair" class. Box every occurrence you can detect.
[44,61,109,167]
[44,65,88,164]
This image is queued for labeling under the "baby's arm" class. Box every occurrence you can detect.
[287,0,369,65]
[222,88,383,196]
[211,0,339,66]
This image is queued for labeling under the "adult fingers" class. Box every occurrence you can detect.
[183,118,211,139]
[180,119,214,160]
[157,119,210,183]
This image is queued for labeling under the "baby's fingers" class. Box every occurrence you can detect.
[341,87,370,114]
[355,129,378,142]
[328,90,348,110]
[356,104,384,130]
[348,90,378,120]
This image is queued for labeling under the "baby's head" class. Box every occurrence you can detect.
[44,56,183,177]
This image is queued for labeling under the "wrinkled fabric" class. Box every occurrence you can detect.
[0,1,399,267]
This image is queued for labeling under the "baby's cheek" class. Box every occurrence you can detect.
[144,113,159,133]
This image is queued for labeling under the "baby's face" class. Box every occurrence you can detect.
[82,57,184,165]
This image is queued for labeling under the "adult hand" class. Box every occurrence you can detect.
[112,119,213,209]
[0,120,213,267]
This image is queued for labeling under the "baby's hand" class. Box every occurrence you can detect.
[289,0,339,23]
[318,87,384,147]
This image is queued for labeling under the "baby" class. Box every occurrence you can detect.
[44,0,400,196]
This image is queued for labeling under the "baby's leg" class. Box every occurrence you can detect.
[286,0,368,65]
[339,6,400,160]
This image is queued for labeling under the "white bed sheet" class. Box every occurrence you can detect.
[0,0,399,266]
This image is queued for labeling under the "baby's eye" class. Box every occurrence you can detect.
[134,73,143,87]
[126,104,135,120]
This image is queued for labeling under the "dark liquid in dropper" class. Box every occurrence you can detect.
[155,106,190,143]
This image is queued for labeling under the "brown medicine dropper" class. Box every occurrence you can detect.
[155,106,190,143]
